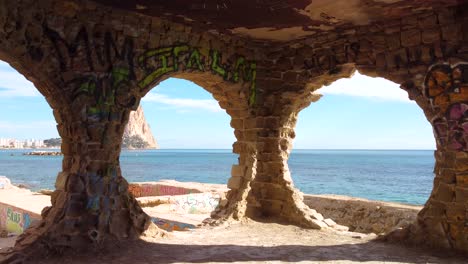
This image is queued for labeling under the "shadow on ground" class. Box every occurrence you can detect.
[33,239,465,264]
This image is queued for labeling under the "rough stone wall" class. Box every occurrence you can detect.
[240,4,468,252]
[0,0,262,260]
[0,0,466,260]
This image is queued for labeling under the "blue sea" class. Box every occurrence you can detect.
[0,149,434,205]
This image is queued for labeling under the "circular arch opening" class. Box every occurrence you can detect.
[0,59,60,249]
[290,70,436,234]
[119,76,243,231]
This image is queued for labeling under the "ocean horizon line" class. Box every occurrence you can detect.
[123,148,436,151]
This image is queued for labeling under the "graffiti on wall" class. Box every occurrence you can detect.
[303,42,360,73]
[0,206,33,234]
[425,64,468,151]
[128,183,202,198]
[151,217,196,232]
[43,26,257,107]
[173,193,221,214]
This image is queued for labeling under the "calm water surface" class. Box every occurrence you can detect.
[0,149,434,205]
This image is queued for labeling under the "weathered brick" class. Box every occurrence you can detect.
[401,29,421,47]
[231,165,244,177]
[434,182,455,202]
[227,176,243,190]
[230,119,243,129]
[422,28,441,44]
[385,33,401,50]
[455,187,468,203]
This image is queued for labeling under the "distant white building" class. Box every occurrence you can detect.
[0,138,46,148]
[13,140,22,149]
[0,138,9,147]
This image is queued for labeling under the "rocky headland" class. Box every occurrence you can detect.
[123,106,159,149]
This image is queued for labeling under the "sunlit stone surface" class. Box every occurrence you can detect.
[0,0,466,261]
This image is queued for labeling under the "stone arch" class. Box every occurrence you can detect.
[266,55,467,251]
[0,0,466,260]
[0,0,264,261]
[130,69,256,222]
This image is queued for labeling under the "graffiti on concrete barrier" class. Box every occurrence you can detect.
[0,206,32,234]
[128,183,202,198]
[173,193,221,214]
[151,217,196,232]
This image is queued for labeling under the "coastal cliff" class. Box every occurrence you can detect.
[123,106,159,149]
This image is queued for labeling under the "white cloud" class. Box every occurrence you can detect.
[318,71,411,103]
[0,120,56,130]
[0,120,58,139]
[0,61,39,97]
[142,93,221,112]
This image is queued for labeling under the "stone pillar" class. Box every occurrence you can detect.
[384,64,468,253]
[214,88,334,229]
[245,95,332,229]
[1,79,160,262]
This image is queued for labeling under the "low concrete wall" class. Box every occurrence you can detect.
[0,202,41,235]
[1,176,423,235]
[304,194,422,234]
[0,177,46,235]
[128,180,228,198]
[138,192,223,214]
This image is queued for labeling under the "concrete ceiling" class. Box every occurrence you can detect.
[92,0,463,42]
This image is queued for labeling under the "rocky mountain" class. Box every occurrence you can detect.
[123,106,159,149]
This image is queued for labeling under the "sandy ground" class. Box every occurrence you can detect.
[0,235,16,251]
[0,187,51,215]
[1,184,466,263]
[0,221,459,264]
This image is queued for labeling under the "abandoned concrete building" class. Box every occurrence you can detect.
[0,0,467,262]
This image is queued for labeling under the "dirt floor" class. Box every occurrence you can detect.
[1,220,462,264]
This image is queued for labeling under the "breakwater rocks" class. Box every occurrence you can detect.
[23,151,62,156]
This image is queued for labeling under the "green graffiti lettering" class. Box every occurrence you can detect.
[6,208,21,224]
[249,63,257,106]
[232,57,245,83]
[78,79,96,95]
[233,57,256,82]
[138,47,176,88]
[134,45,257,106]
[138,47,173,65]
[111,67,130,88]
[172,45,189,71]
[232,57,257,106]
[88,106,101,115]
[187,49,204,71]
[210,50,227,79]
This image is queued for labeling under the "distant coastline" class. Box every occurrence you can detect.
[0,147,60,150]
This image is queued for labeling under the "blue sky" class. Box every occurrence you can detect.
[0,60,435,149]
